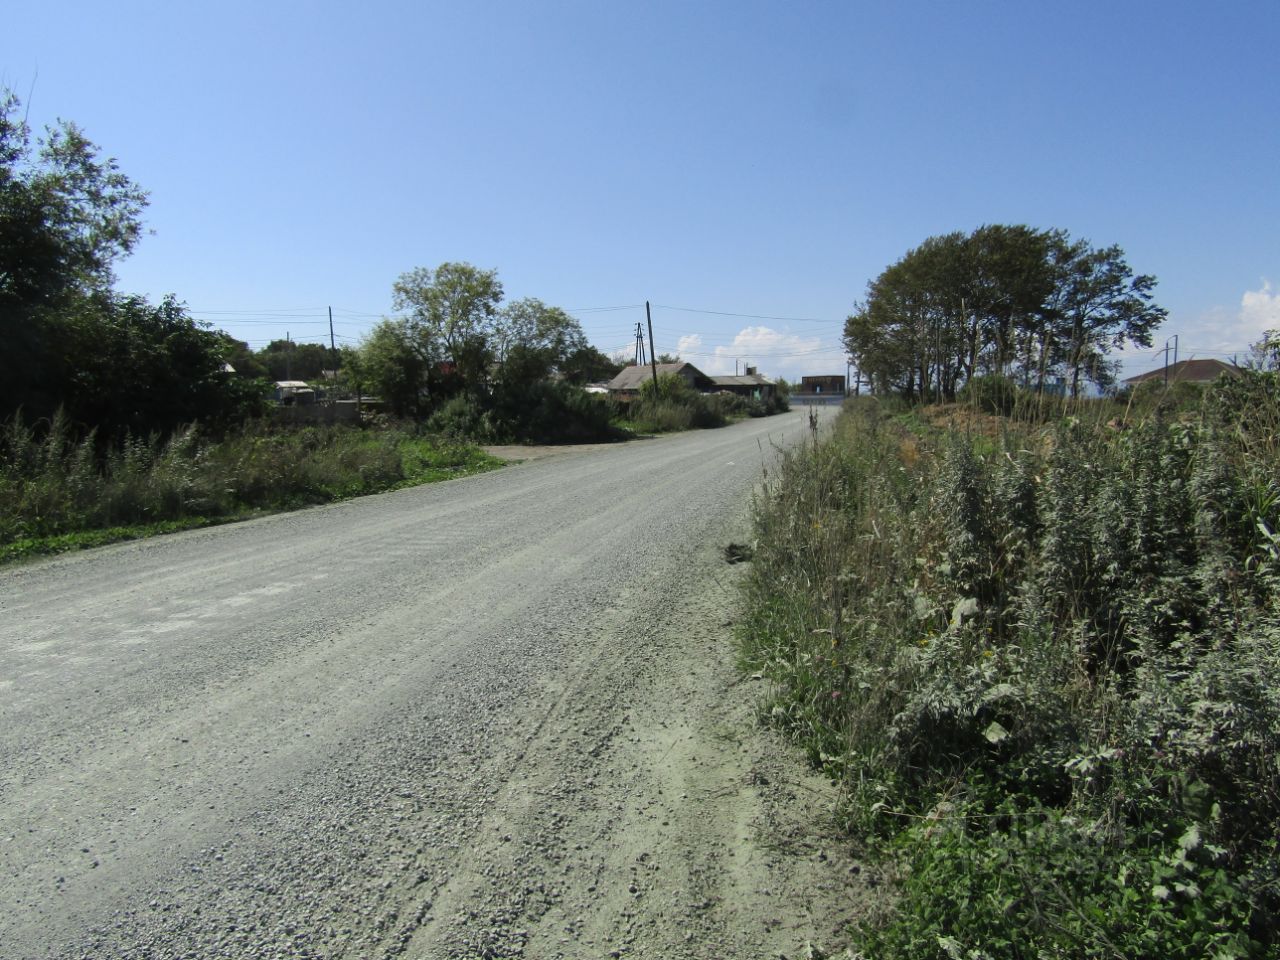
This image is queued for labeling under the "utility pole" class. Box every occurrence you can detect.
[646,301,659,392]
[285,331,292,381]
[329,307,338,403]
[1163,334,1179,385]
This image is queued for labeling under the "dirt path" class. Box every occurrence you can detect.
[400,535,871,959]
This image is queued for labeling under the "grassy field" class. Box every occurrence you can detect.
[739,377,1280,957]
[0,414,502,563]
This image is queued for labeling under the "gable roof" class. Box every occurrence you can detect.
[606,362,712,391]
[711,374,774,388]
[1122,358,1239,385]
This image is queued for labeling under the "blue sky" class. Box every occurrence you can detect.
[4,1,1277,379]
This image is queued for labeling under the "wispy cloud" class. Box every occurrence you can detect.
[1183,280,1277,356]
[1118,280,1277,375]
[675,326,846,379]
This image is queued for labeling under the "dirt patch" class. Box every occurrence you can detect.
[400,535,878,959]
[919,402,1011,437]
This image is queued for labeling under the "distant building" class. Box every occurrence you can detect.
[274,380,316,405]
[798,375,846,396]
[710,366,776,400]
[606,362,715,396]
[1122,358,1239,387]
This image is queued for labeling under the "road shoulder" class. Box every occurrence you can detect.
[402,533,876,959]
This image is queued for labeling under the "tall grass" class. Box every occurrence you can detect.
[740,373,1280,957]
[0,414,499,554]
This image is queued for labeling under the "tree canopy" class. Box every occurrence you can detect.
[364,263,597,413]
[844,226,1167,399]
[0,91,266,439]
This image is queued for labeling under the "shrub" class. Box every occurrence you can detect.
[739,386,1280,956]
[958,374,1021,415]
[628,374,726,432]
[0,413,498,550]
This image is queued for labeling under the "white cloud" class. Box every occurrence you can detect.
[1185,280,1279,356]
[676,325,846,380]
[1241,280,1280,337]
[676,333,703,356]
[1118,279,1278,377]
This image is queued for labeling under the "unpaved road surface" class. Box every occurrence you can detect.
[1,407,869,959]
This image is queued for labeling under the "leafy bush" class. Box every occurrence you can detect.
[626,373,726,432]
[739,387,1280,957]
[426,394,504,442]
[427,381,619,444]
[488,379,619,444]
[958,374,1021,415]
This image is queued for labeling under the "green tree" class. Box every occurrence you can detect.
[845,226,1164,399]
[392,262,504,389]
[256,339,332,381]
[54,292,268,439]
[560,345,623,384]
[0,90,149,422]
[1044,236,1166,396]
[357,320,430,418]
[494,298,587,362]
[492,297,592,389]
[217,336,270,380]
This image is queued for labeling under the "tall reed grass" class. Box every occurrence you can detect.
[741,373,1280,956]
[0,414,498,552]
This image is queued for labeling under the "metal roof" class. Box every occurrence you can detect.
[606,362,712,391]
[1122,359,1239,385]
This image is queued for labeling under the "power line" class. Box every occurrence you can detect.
[566,303,645,313]
[189,307,328,316]
[653,303,836,324]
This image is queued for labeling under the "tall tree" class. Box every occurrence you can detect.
[392,262,504,388]
[845,226,1165,399]
[1046,236,1166,396]
[0,90,150,422]
[493,298,591,389]
[257,339,332,381]
[357,319,431,418]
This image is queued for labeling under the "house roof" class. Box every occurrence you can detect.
[1122,358,1239,385]
[710,374,774,388]
[606,362,712,391]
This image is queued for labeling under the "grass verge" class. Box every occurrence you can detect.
[1,415,503,564]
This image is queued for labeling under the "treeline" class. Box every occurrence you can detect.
[0,88,627,450]
[0,93,267,444]
[341,262,622,442]
[845,224,1167,399]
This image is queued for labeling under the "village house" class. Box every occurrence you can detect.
[1122,358,1240,387]
[605,362,716,397]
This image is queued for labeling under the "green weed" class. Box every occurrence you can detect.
[739,373,1280,956]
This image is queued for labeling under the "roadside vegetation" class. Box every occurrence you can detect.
[0,88,791,562]
[739,224,1280,956]
[739,364,1280,957]
[611,372,790,434]
[0,413,499,563]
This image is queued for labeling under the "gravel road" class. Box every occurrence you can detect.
[1,407,869,959]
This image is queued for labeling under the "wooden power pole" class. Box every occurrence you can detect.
[646,301,659,392]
